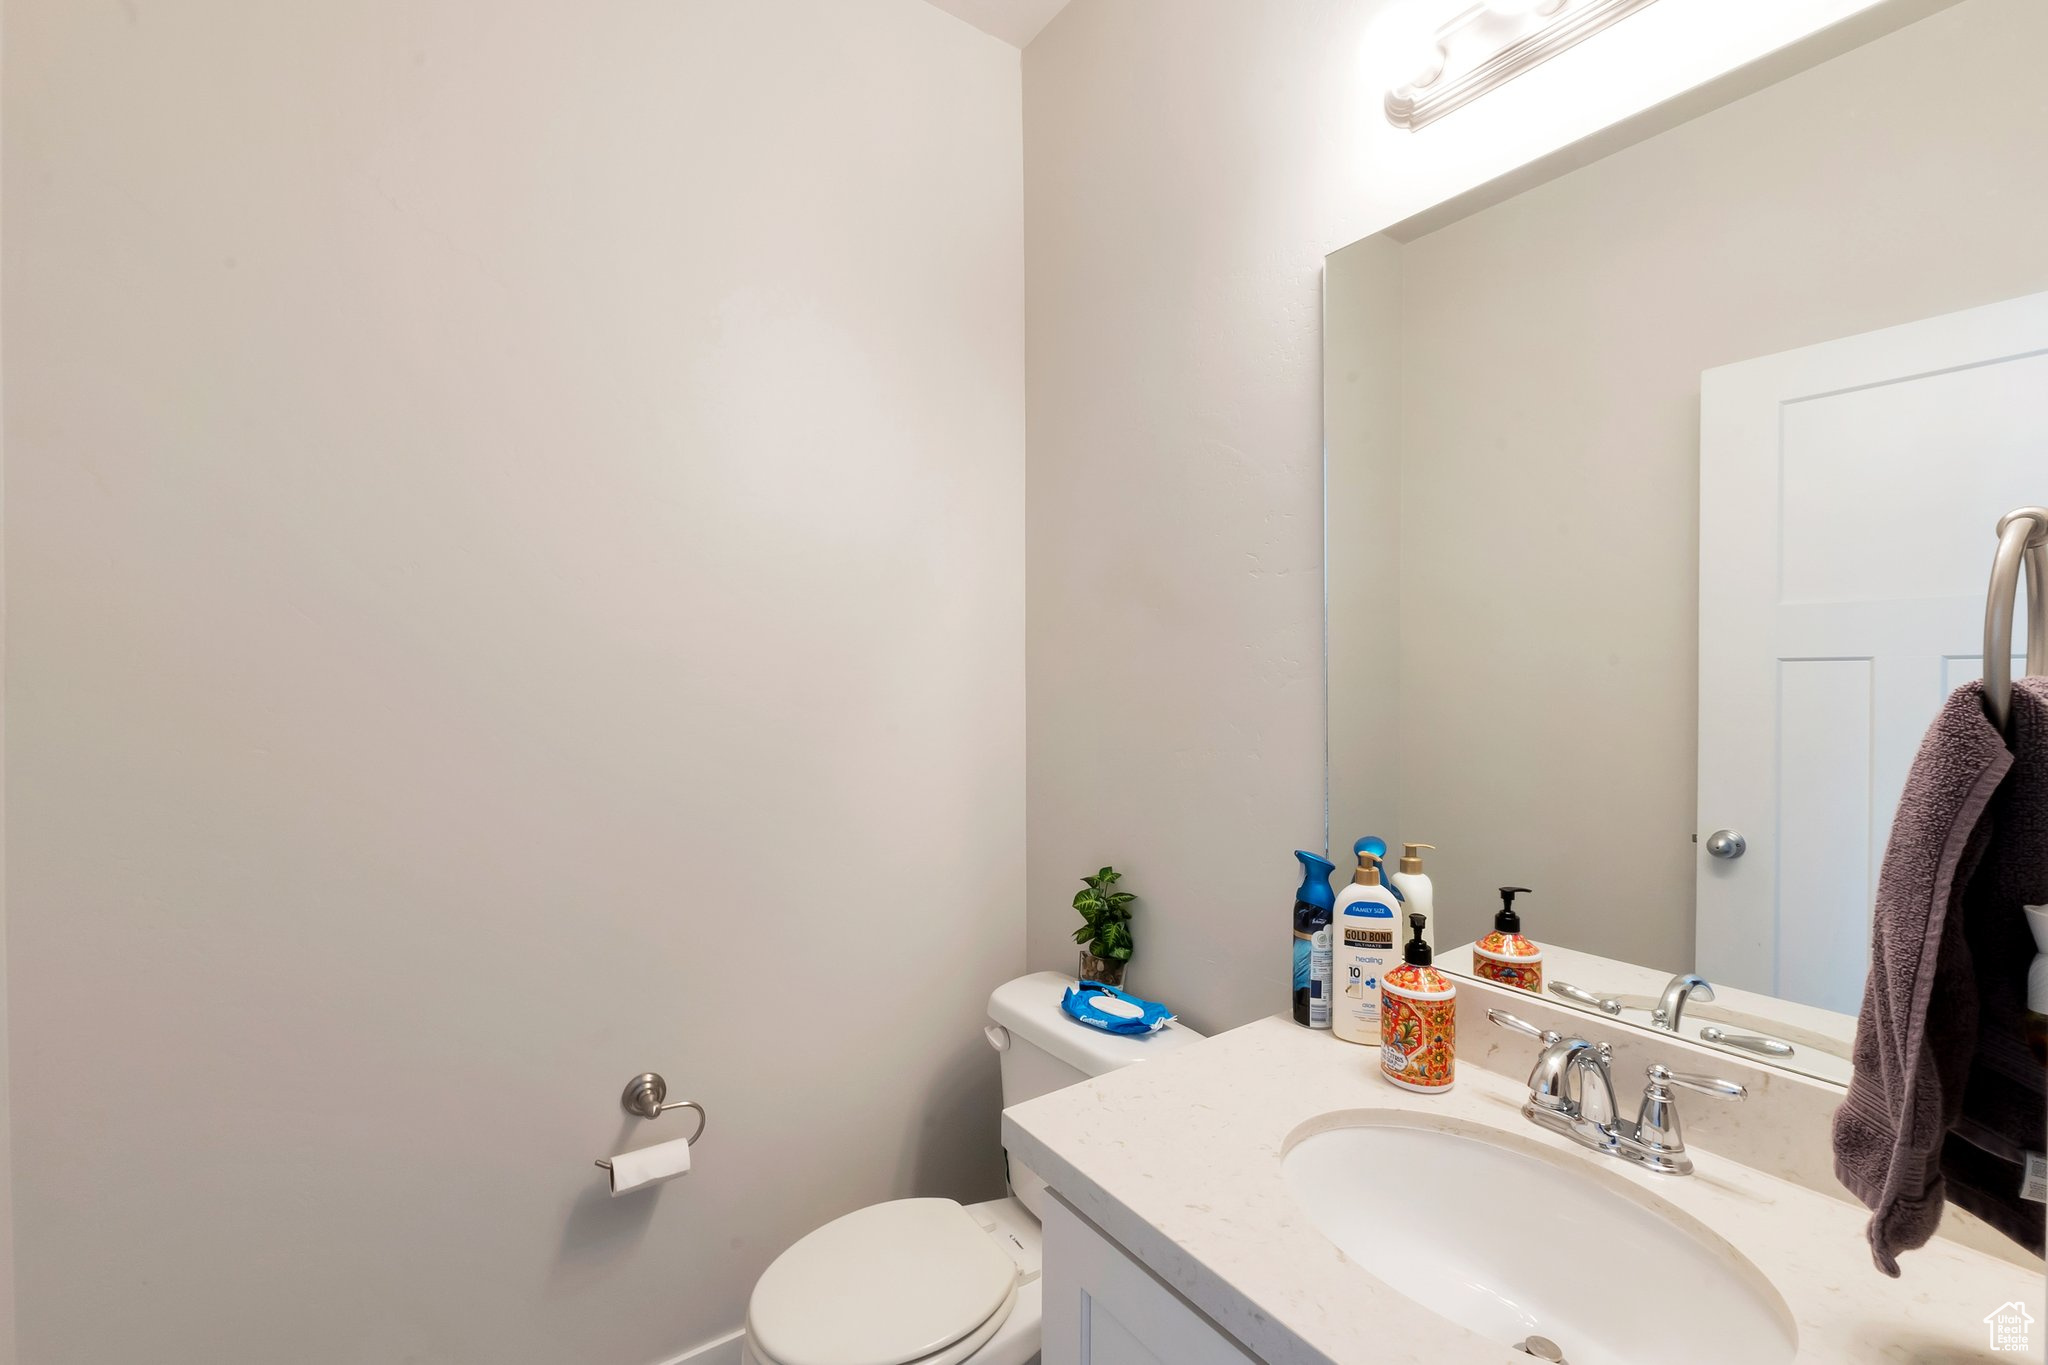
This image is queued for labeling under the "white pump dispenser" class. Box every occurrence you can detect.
[1390,843,1437,957]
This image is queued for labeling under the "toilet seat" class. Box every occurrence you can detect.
[745,1198,1021,1365]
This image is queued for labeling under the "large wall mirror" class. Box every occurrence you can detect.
[1324,0,2047,1086]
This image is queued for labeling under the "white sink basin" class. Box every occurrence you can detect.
[1282,1116,1796,1365]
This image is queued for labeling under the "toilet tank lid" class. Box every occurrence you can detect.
[986,972,1205,1078]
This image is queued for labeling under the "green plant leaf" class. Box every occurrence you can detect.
[1074,869,1135,958]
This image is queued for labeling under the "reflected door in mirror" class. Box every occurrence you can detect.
[1697,291,2048,1011]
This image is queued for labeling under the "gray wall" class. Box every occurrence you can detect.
[1022,1,1360,1031]
[2,2,1023,1361]
[1329,0,2048,967]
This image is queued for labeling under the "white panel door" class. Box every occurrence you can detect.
[1697,290,2048,1011]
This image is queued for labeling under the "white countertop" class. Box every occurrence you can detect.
[1001,1014,2038,1364]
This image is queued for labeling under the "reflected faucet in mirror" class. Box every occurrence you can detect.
[1651,973,1714,1033]
[1457,939,1849,1084]
[1649,974,1803,1057]
[1553,970,1800,1057]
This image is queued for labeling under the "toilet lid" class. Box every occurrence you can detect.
[748,1198,1018,1365]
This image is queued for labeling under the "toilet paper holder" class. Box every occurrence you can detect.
[594,1072,706,1171]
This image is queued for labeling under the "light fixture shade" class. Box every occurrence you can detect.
[1387,0,1661,131]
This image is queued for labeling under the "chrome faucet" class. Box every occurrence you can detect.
[1651,973,1714,1032]
[1488,1009,1746,1175]
[1525,1031,1614,1120]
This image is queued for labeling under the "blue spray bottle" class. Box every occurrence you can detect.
[1292,851,1338,1029]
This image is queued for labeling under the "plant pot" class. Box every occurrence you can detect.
[1078,952,1127,988]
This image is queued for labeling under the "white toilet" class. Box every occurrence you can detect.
[740,972,1204,1365]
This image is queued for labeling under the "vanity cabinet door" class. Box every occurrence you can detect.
[1040,1193,1258,1365]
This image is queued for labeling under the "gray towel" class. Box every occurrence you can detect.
[1834,677,2048,1274]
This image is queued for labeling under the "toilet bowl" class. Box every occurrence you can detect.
[740,973,1204,1365]
[740,1197,1042,1365]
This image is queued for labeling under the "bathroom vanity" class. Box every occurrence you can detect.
[1003,985,2038,1364]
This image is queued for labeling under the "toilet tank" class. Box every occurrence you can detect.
[985,972,1205,1218]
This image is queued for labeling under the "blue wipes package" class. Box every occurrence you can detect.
[1060,980,1176,1035]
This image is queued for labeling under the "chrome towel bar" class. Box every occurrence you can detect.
[1986,506,2048,733]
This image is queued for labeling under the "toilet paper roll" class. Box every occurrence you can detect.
[605,1137,692,1197]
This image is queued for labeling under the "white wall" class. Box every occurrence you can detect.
[2,2,1022,1362]
[1022,0,1928,1030]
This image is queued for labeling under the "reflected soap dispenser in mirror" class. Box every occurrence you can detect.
[1473,886,1543,993]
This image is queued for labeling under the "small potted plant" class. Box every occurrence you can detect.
[1071,865,1136,987]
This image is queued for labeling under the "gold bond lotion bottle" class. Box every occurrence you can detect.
[1332,842,1401,1045]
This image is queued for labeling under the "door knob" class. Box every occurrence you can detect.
[1705,829,1747,860]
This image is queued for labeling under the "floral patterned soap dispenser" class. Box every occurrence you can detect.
[1381,911,1456,1093]
[1472,885,1543,993]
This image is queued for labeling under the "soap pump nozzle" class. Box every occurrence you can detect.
[1495,886,1532,934]
[1353,835,1404,899]
[1399,842,1435,875]
[1350,836,1386,887]
[1403,911,1433,966]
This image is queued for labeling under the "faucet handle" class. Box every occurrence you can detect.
[1699,1026,1794,1058]
[1630,1065,1744,1175]
[1550,980,1623,1015]
[1649,1065,1746,1100]
[1487,1009,1559,1046]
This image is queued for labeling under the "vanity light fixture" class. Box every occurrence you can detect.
[1385,0,1661,131]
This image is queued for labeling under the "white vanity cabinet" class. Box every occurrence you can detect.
[1040,1193,1259,1365]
